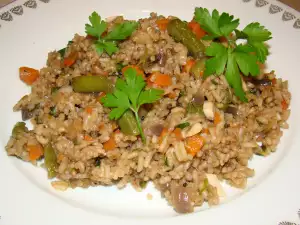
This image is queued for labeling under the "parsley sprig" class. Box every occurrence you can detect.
[101,68,164,143]
[194,8,272,102]
[85,12,138,55]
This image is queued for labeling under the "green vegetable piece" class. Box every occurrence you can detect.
[12,122,27,138]
[179,90,185,97]
[139,180,148,189]
[51,87,60,94]
[164,156,169,167]
[187,103,204,115]
[85,12,107,39]
[85,12,138,56]
[104,21,138,40]
[255,145,271,157]
[72,76,114,93]
[191,58,206,78]
[199,178,209,194]
[44,144,58,179]
[175,122,190,129]
[58,41,73,57]
[49,106,57,117]
[118,110,140,136]
[167,19,205,58]
[194,8,239,39]
[193,8,272,102]
[101,68,163,143]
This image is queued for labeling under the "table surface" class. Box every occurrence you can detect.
[0,0,300,11]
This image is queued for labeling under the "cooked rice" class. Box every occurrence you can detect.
[5,13,291,213]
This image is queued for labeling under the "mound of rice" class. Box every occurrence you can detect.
[5,13,291,213]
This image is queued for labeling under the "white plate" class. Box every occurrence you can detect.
[0,0,300,224]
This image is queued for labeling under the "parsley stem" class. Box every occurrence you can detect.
[133,110,146,143]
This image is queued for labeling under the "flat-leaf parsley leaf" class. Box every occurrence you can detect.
[85,12,138,55]
[194,8,272,102]
[101,68,164,143]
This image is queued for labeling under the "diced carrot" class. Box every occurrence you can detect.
[159,128,168,144]
[19,67,40,85]
[122,65,145,78]
[57,153,65,162]
[64,52,78,67]
[187,21,207,39]
[183,59,196,74]
[98,92,106,102]
[149,72,172,87]
[214,112,221,125]
[168,92,177,99]
[281,99,288,110]
[173,128,183,141]
[84,135,93,141]
[98,122,105,130]
[156,18,169,31]
[103,135,116,151]
[271,78,277,85]
[185,134,205,156]
[27,144,43,161]
[202,128,210,134]
[85,106,93,115]
[102,71,109,76]
[199,71,204,77]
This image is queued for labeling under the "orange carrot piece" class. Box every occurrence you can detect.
[168,92,177,99]
[202,128,210,135]
[156,18,169,31]
[27,144,43,161]
[173,128,183,141]
[159,128,168,144]
[103,135,116,151]
[84,135,93,141]
[188,21,207,39]
[19,67,40,85]
[214,112,221,125]
[85,106,93,115]
[57,153,65,162]
[281,99,288,110]
[64,52,78,67]
[98,122,105,130]
[183,59,196,74]
[185,134,205,156]
[122,65,145,78]
[150,72,172,87]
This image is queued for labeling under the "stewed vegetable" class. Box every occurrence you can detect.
[167,19,205,58]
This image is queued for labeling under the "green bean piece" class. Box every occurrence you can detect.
[12,122,27,138]
[175,122,190,129]
[139,181,148,189]
[118,110,140,136]
[167,19,205,58]
[72,76,114,93]
[44,144,58,179]
[191,58,206,78]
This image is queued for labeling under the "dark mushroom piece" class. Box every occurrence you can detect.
[193,91,205,106]
[21,108,34,121]
[156,49,166,67]
[225,106,238,115]
[251,78,272,87]
[171,184,194,213]
[149,124,164,136]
